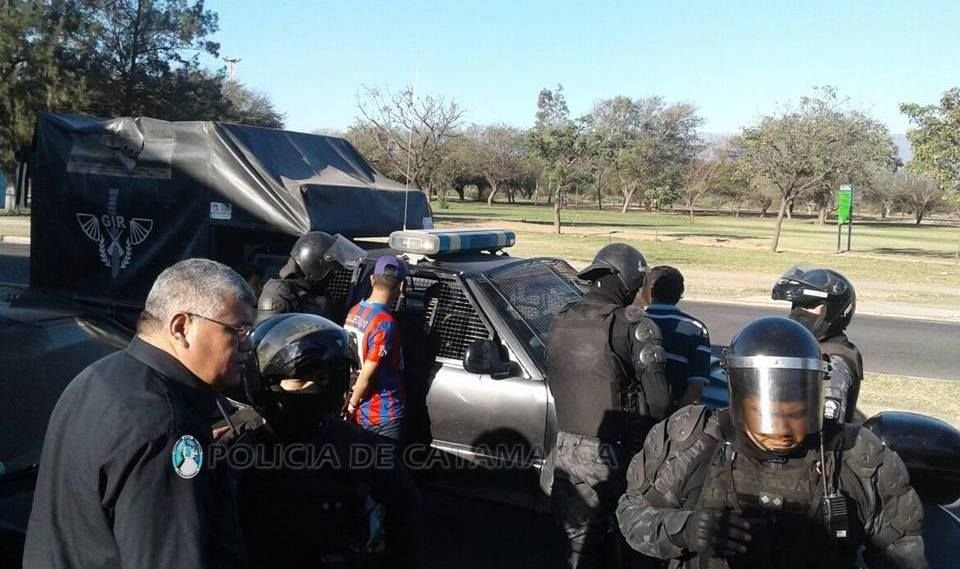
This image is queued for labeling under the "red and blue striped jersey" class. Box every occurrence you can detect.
[344,300,406,427]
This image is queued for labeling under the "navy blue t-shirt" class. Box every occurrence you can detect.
[644,303,712,403]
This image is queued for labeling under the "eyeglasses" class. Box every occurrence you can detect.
[187,312,254,342]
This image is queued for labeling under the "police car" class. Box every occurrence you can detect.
[327,228,585,468]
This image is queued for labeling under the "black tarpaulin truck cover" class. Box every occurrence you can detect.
[29,113,431,306]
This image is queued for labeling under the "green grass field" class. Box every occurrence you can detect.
[434,201,960,309]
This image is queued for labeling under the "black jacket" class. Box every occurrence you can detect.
[617,405,927,569]
[546,290,670,442]
[23,337,245,569]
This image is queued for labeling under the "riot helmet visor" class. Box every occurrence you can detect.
[323,234,367,271]
[727,356,828,452]
[772,263,849,303]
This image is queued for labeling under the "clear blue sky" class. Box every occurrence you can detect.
[203,0,959,135]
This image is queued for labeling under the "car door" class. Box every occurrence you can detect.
[414,275,549,467]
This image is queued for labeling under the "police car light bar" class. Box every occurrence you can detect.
[388,229,516,256]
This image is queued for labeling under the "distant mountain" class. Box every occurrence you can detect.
[701,132,914,164]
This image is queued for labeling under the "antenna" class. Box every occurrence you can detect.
[223,57,241,82]
[402,68,419,231]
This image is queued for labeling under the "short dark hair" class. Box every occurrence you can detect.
[372,273,401,291]
[648,265,684,305]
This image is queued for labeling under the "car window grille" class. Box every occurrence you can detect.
[485,261,582,342]
[424,278,490,360]
[331,265,488,361]
[540,258,591,292]
[326,266,355,307]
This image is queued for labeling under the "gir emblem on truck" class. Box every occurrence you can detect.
[76,188,154,278]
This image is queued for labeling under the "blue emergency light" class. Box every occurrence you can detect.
[388,229,516,256]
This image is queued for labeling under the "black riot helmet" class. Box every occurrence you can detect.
[577,243,648,297]
[723,316,830,455]
[771,264,856,340]
[287,231,367,282]
[244,313,358,439]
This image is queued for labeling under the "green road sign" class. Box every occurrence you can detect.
[837,185,853,225]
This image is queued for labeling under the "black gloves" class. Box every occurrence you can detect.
[680,509,752,558]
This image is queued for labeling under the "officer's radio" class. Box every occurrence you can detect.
[823,493,850,542]
[819,435,851,544]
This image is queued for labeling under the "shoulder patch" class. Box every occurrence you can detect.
[171,435,203,479]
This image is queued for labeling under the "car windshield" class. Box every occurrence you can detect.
[479,259,583,369]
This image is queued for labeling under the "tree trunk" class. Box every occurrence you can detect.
[688,202,695,224]
[123,0,146,115]
[620,187,636,214]
[486,182,498,206]
[785,200,793,220]
[553,189,562,234]
[546,180,553,205]
[915,209,924,225]
[455,186,465,201]
[771,196,789,252]
[817,204,828,225]
[735,205,741,218]
[596,170,603,210]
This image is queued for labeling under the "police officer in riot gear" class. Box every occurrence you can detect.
[243,312,358,440]
[543,243,671,569]
[617,316,926,569]
[237,313,422,569]
[257,231,367,323]
[772,264,863,423]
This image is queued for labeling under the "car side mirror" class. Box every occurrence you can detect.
[463,339,515,379]
[864,411,960,505]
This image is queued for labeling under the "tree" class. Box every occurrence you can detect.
[0,0,98,170]
[585,96,702,213]
[863,166,904,219]
[894,169,944,224]
[709,160,752,217]
[355,84,464,196]
[223,80,285,128]
[527,85,585,233]
[901,88,960,217]
[680,144,739,222]
[0,0,244,172]
[82,0,220,117]
[738,87,896,252]
[467,124,526,205]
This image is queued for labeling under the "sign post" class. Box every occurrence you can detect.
[836,184,853,252]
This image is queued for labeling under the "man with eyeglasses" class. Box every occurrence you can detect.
[24,258,257,569]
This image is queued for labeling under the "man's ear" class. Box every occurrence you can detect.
[169,313,190,346]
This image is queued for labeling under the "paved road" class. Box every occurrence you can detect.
[683,300,960,381]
